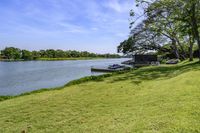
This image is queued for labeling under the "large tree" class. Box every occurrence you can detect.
[21,50,33,60]
[118,21,166,55]
[1,47,21,59]
[127,0,200,60]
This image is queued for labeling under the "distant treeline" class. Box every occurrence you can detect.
[0,47,120,60]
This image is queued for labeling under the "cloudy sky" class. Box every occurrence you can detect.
[0,0,139,53]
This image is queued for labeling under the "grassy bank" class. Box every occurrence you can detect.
[0,60,200,132]
[0,73,120,102]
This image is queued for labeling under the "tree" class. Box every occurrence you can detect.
[0,47,121,60]
[118,37,135,54]
[54,50,66,58]
[46,49,56,58]
[0,50,2,59]
[1,47,21,59]
[177,0,200,60]
[21,50,33,60]
[127,0,200,60]
[32,51,40,60]
[118,21,166,55]
[144,0,188,59]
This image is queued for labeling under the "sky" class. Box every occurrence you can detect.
[0,0,140,53]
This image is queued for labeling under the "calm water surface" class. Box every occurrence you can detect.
[0,58,128,95]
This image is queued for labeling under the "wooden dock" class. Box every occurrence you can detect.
[91,67,130,72]
[91,68,118,72]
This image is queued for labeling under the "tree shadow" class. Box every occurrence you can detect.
[109,61,200,84]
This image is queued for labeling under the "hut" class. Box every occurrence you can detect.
[122,54,158,67]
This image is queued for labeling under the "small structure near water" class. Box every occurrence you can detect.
[122,54,159,67]
[91,54,158,72]
[91,64,130,72]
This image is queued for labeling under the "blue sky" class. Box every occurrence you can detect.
[0,0,139,53]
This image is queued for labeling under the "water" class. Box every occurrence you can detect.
[0,58,128,95]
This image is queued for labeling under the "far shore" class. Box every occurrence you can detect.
[0,57,122,62]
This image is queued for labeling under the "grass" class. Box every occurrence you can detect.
[0,60,200,132]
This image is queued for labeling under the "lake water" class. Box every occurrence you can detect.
[0,58,128,96]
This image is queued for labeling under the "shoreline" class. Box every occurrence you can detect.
[0,70,130,102]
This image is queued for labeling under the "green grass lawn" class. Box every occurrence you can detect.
[0,60,200,132]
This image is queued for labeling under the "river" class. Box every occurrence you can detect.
[0,58,128,95]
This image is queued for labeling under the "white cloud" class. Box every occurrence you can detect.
[105,0,133,13]
[58,22,88,33]
[91,27,98,31]
[107,0,122,12]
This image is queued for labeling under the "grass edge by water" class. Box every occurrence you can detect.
[1,59,199,102]
[0,70,131,102]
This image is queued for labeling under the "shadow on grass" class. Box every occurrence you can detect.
[110,61,200,84]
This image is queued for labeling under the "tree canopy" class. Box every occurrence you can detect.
[0,47,120,60]
[118,0,200,61]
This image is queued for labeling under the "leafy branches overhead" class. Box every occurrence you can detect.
[118,20,166,55]
[118,0,200,61]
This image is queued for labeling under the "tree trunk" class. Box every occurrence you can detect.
[175,37,186,60]
[189,35,194,61]
[191,3,200,61]
[172,39,180,59]
[161,33,180,59]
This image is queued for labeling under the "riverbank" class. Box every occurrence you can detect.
[0,72,125,101]
[0,60,200,132]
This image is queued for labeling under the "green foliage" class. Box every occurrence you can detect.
[0,96,13,101]
[117,37,135,54]
[1,47,21,59]
[31,50,41,60]
[120,0,200,60]
[21,50,33,60]
[0,47,121,61]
